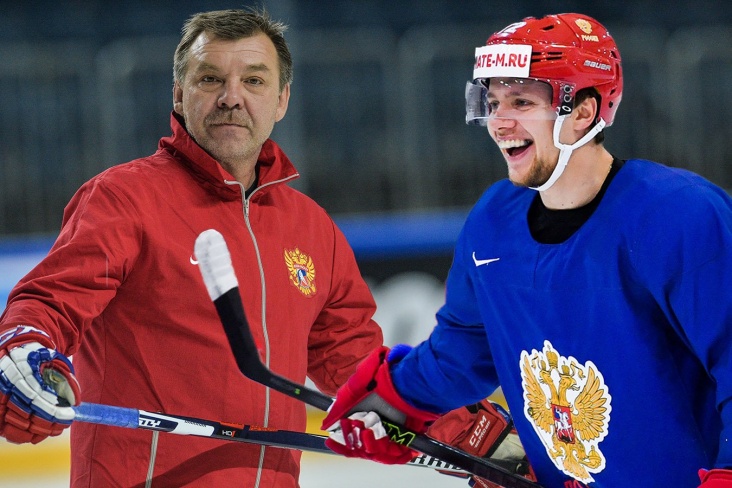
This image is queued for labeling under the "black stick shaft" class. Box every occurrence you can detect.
[73,402,467,474]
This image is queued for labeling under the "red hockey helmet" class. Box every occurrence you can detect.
[469,13,622,126]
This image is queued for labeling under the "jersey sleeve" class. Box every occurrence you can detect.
[391,225,500,413]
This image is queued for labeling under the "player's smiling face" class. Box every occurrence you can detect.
[173,32,289,171]
[485,78,560,188]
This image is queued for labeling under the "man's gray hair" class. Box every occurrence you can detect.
[174,7,293,91]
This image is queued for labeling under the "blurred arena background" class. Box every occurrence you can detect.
[1,0,730,486]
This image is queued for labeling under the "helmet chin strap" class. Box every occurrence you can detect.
[531,115,607,192]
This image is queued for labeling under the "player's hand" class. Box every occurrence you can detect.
[320,345,441,464]
[428,399,536,488]
[0,326,80,444]
[699,469,732,487]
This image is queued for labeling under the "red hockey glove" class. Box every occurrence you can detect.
[699,469,732,487]
[320,345,441,464]
[0,326,80,444]
[428,399,536,488]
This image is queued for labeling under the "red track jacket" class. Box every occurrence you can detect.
[0,113,383,487]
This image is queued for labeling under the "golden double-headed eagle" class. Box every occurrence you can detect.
[284,248,316,296]
[521,342,610,483]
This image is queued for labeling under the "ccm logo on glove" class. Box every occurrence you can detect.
[468,410,498,449]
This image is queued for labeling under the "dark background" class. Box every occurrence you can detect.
[2,0,730,280]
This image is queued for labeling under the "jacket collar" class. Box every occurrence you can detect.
[158,112,299,198]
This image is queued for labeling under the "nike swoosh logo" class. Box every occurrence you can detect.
[472,252,500,267]
[190,256,199,265]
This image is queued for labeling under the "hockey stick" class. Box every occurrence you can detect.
[72,402,465,474]
[194,229,542,488]
[73,402,328,453]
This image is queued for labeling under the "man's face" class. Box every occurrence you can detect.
[173,32,289,169]
[485,78,559,188]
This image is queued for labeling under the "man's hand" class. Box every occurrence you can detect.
[428,399,535,488]
[699,469,732,487]
[0,326,80,444]
[320,345,441,464]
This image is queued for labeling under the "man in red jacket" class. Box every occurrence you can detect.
[0,8,383,487]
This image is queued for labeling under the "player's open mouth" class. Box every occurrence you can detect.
[498,139,533,158]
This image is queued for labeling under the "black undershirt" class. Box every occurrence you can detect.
[528,158,624,244]
[244,166,260,198]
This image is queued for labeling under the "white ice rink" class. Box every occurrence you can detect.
[0,432,469,488]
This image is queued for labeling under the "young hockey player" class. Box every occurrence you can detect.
[321,13,732,488]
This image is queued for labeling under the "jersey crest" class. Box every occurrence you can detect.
[284,248,316,297]
[520,341,611,483]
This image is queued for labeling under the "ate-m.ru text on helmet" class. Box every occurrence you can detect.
[466,13,623,127]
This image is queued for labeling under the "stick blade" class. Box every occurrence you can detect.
[195,229,238,301]
[194,229,262,373]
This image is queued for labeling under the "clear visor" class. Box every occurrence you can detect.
[465,78,576,126]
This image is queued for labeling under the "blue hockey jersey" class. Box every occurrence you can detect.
[392,159,732,487]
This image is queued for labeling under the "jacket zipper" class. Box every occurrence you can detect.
[141,173,298,488]
[145,431,160,488]
[228,174,298,488]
